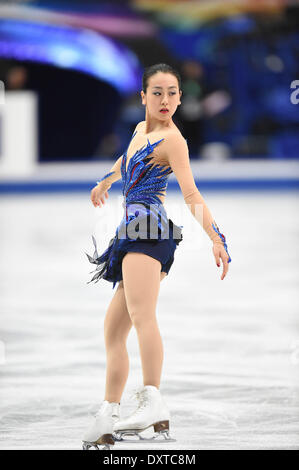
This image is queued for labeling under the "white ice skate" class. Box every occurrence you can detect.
[112,385,176,443]
[82,400,120,450]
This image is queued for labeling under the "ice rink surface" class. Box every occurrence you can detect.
[0,190,298,450]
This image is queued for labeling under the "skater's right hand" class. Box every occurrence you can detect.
[91,183,109,208]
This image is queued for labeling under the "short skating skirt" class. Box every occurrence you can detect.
[85,201,183,289]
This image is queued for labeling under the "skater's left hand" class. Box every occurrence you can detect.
[212,243,230,280]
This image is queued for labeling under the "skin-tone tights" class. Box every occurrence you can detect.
[103,252,166,403]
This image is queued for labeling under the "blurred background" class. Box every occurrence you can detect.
[0,0,299,186]
[1,0,299,451]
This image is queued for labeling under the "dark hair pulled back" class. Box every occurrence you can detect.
[142,63,181,93]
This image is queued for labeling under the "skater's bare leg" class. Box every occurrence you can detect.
[104,270,166,403]
[104,280,133,403]
[122,252,163,389]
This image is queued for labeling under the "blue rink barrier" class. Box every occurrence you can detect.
[0,179,299,194]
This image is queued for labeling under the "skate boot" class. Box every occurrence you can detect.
[112,385,176,443]
[82,400,120,450]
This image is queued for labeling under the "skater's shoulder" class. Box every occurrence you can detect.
[161,133,196,195]
[134,121,146,132]
[162,131,189,164]
[164,129,186,144]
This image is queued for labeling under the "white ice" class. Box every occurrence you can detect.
[0,190,298,450]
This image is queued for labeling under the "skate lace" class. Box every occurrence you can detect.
[129,387,149,416]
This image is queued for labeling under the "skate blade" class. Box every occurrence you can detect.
[82,436,114,450]
[112,430,176,443]
[82,442,112,450]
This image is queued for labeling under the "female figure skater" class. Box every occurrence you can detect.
[82,63,231,450]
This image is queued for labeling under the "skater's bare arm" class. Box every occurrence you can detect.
[93,120,144,196]
[90,122,144,208]
[97,155,123,190]
[165,133,224,244]
[165,133,231,279]
[90,156,123,208]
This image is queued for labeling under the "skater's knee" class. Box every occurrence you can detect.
[128,307,156,329]
[104,316,132,344]
[104,322,131,343]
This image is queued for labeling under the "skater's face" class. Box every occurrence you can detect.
[141,72,181,121]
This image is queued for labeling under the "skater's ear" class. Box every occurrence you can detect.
[141,90,146,106]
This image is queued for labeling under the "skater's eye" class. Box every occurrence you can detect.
[153,92,176,96]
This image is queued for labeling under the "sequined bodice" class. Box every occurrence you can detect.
[121,130,172,207]
[87,131,184,289]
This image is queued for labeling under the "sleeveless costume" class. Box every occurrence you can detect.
[86,130,231,289]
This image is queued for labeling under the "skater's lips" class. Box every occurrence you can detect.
[160,108,169,111]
